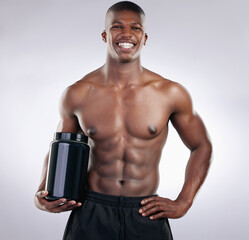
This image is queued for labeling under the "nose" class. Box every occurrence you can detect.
[121,26,132,38]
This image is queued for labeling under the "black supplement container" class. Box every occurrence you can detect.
[45,132,90,202]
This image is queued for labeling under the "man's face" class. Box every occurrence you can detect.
[102,10,148,63]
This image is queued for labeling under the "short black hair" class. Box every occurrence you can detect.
[107,1,145,16]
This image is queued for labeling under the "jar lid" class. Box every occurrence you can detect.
[54,132,88,143]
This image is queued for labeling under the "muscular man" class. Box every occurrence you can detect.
[35,1,212,239]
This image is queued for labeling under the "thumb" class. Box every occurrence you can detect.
[37,190,48,198]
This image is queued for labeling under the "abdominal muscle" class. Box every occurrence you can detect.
[87,146,161,196]
[84,123,168,196]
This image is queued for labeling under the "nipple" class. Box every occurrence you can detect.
[87,127,97,136]
[148,125,157,135]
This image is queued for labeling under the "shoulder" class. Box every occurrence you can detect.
[60,68,103,109]
[63,68,102,100]
[143,68,193,112]
[143,68,190,96]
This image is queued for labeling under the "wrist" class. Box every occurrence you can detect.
[176,195,193,209]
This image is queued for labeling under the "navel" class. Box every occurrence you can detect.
[87,127,97,136]
[119,180,125,186]
[148,125,157,135]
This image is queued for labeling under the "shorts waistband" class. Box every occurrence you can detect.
[85,190,157,208]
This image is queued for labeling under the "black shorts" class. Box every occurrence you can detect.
[63,191,173,240]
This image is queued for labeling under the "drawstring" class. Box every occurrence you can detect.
[119,196,125,240]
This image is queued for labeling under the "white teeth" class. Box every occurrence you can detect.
[118,42,134,48]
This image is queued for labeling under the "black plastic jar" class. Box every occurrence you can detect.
[45,132,90,202]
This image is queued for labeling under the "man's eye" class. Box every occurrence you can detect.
[132,27,142,31]
[112,26,122,29]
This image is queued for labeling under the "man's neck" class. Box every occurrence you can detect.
[103,57,144,88]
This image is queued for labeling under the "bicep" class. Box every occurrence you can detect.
[56,87,83,134]
[169,84,209,150]
[56,115,82,133]
[171,111,209,151]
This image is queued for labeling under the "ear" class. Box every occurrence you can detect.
[102,31,107,43]
[143,33,148,46]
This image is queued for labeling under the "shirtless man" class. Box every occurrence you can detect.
[34,1,212,239]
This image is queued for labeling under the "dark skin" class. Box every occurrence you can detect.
[35,10,212,219]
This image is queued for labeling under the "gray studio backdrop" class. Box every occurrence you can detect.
[1,0,249,239]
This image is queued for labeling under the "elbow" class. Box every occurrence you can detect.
[204,139,213,166]
[192,138,213,165]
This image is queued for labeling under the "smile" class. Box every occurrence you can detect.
[118,42,135,49]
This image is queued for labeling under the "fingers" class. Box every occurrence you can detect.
[140,204,163,217]
[139,196,187,219]
[47,200,82,213]
[139,196,176,220]
[149,211,165,220]
[141,196,157,205]
[44,198,68,211]
[139,197,164,219]
[139,196,161,214]
[35,190,82,213]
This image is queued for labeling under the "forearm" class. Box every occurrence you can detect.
[34,153,49,209]
[177,141,212,205]
[139,142,212,219]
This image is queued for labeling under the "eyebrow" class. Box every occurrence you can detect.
[111,21,143,27]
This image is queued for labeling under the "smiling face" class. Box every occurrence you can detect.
[102,10,148,63]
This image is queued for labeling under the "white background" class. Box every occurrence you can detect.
[1,0,248,239]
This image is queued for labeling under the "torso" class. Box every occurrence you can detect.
[71,67,176,196]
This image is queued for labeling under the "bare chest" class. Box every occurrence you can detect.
[76,86,172,140]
